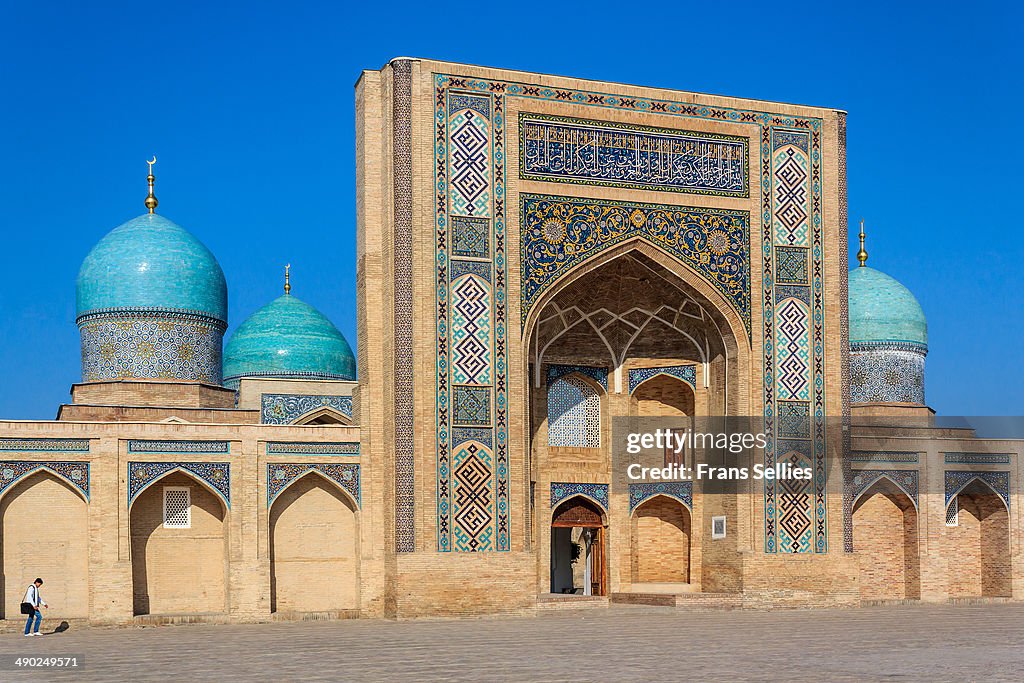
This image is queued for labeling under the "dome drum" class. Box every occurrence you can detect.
[79,310,225,384]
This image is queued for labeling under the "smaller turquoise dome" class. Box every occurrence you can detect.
[77,213,227,322]
[849,266,927,347]
[223,294,355,383]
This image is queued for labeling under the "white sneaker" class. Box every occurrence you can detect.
[32,632,40,636]
[24,633,31,637]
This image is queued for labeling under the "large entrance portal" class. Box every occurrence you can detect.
[551,497,606,596]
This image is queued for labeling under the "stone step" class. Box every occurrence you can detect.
[536,594,609,611]
[611,592,743,610]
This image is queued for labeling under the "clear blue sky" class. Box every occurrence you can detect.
[1,1,1020,419]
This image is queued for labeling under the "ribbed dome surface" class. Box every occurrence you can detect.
[849,266,927,347]
[223,294,355,382]
[76,213,227,322]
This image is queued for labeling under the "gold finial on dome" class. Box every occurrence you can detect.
[284,263,291,295]
[145,156,158,214]
[857,218,868,267]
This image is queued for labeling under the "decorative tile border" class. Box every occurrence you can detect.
[550,482,608,511]
[266,442,359,456]
[852,469,918,507]
[628,365,697,394]
[393,59,416,553]
[520,113,749,197]
[945,470,1010,510]
[0,438,90,453]
[267,463,360,508]
[0,461,90,500]
[628,482,692,512]
[128,461,230,507]
[260,394,353,424]
[127,440,230,454]
[849,451,919,463]
[944,453,1011,465]
[435,84,509,552]
[546,364,608,392]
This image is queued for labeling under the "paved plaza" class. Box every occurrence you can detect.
[2,603,1023,682]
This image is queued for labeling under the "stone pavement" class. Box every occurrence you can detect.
[1,603,1023,682]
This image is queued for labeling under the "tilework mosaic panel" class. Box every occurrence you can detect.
[762,125,826,554]
[392,60,415,552]
[945,453,1012,465]
[628,365,696,394]
[128,440,230,454]
[550,482,609,511]
[452,386,492,426]
[435,87,509,552]
[260,394,353,425]
[520,114,748,197]
[852,469,918,507]
[851,348,925,404]
[451,275,493,385]
[546,364,608,392]
[433,71,826,557]
[775,246,808,284]
[0,439,90,452]
[452,427,493,449]
[547,375,601,448]
[266,442,359,456]
[79,310,224,384]
[945,470,1010,510]
[520,194,750,336]
[452,440,496,551]
[267,463,360,507]
[629,482,692,512]
[778,401,810,439]
[0,461,90,500]
[451,216,490,259]
[128,461,230,507]
[849,451,919,463]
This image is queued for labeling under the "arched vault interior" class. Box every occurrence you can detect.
[529,252,734,401]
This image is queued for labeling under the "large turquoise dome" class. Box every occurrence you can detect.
[848,266,927,348]
[223,294,356,386]
[75,212,228,384]
[76,213,227,322]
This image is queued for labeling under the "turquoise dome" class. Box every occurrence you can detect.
[223,294,356,383]
[76,213,227,322]
[849,266,927,347]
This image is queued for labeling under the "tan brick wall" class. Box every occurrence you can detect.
[1,472,89,619]
[67,381,236,411]
[270,474,359,612]
[129,472,227,615]
[852,481,920,600]
[947,482,1011,598]
[631,496,691,583]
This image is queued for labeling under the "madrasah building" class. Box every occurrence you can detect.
[1,59,1021,626]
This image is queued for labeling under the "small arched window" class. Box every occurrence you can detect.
[547,374,601,448]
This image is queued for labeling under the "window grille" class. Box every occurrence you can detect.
[712,515,727,540]
[945,498,958,527]
[163,486,191,528]
[547,375,601,448]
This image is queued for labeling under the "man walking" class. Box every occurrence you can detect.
[22,578,47,636]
